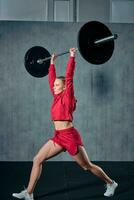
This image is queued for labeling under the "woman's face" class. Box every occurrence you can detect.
[53,79,65,95]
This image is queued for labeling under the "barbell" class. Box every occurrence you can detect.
[24,21,118,78]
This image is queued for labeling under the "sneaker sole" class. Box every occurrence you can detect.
[12,194,22,199]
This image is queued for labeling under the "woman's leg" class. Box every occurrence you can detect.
[72,146,113,184]
[27,140,64,194]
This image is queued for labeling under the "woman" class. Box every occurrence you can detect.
[12,48,118,200]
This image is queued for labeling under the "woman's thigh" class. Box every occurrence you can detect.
[72,146,92,168]
[35,140,64,162]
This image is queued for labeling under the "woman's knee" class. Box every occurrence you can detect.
[33,155,45,166]
[81,162,93,171]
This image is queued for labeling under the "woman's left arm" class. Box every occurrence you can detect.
[65,48,76,96]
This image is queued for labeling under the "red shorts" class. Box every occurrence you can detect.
[50,127,84,156]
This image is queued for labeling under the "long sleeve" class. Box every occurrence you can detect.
[48,64,56,96]
[65,57,75,96]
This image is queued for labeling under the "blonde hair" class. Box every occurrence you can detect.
[56,76,65,85]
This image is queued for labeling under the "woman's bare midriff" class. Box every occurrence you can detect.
[53,120,73,130]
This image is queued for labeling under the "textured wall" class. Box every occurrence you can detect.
[0,21,134,161]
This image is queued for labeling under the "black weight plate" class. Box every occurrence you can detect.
[78,21,114,65]
[24,46,51,77]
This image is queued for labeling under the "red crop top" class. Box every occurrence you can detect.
[48,57,77,121]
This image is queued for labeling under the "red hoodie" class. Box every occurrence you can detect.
[48,57,77,121]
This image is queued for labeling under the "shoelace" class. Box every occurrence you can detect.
[104,184,112,192]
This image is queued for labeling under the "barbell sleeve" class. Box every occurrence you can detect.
[94,34,118,45]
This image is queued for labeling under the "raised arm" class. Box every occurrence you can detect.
[48,54,57,96]
[65,48,76,96]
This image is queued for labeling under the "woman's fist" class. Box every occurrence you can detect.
[69,48,77,57]
[50,53,57,64]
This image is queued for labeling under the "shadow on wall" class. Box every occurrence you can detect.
[91,70,113,103]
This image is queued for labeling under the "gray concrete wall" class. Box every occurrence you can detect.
[0,21,134,161]
[77,0,110,22]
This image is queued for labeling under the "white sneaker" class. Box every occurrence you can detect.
[104,181,118,197]
[12,189,34,200]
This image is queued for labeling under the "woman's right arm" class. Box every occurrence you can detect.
[48,54,57,96]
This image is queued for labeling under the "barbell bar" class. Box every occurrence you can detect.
[37,50,75,64]
[24,21,118,78]
[37,33,117,65]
